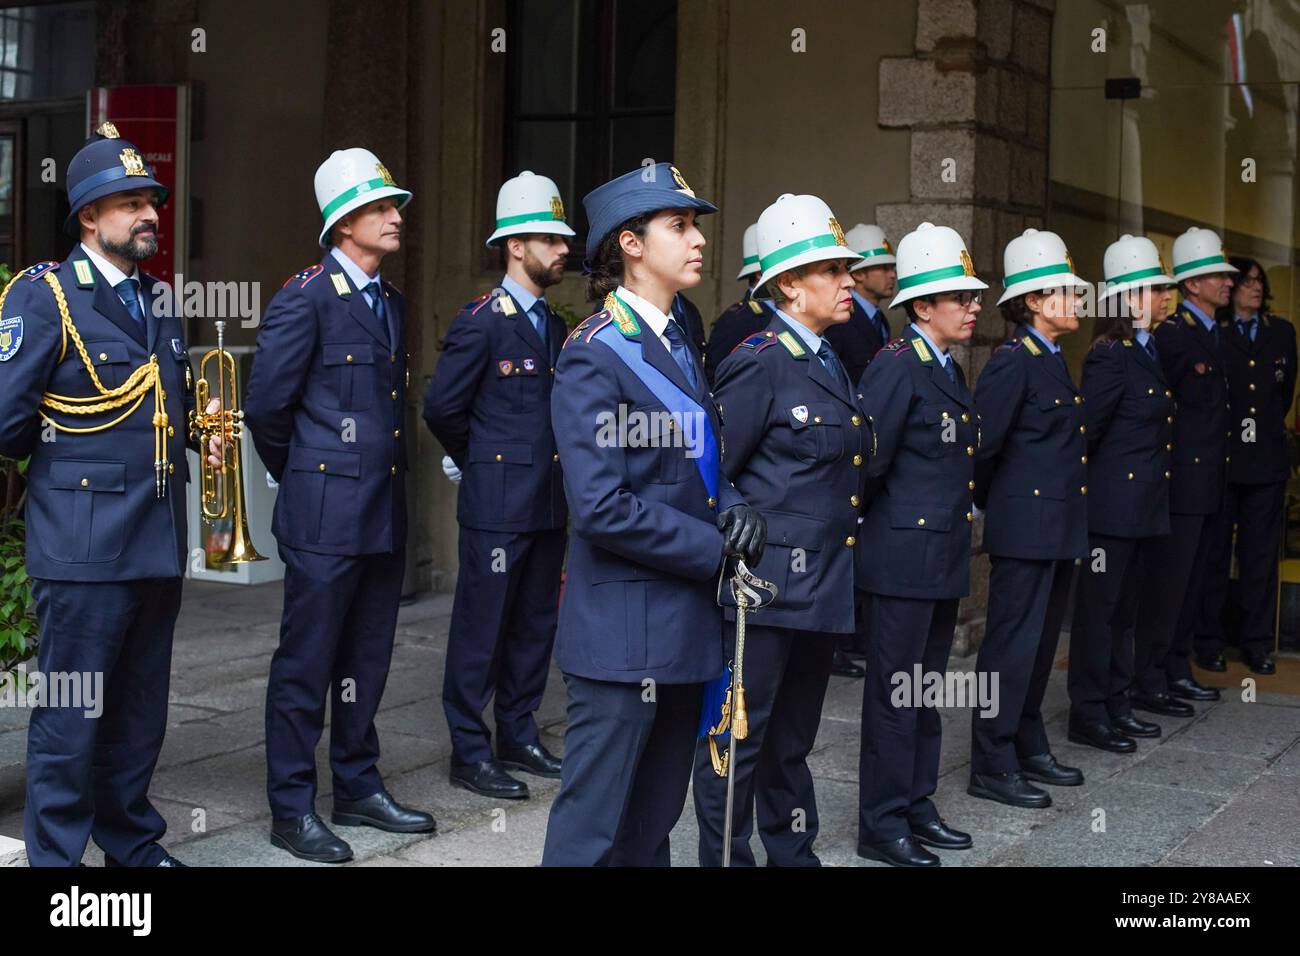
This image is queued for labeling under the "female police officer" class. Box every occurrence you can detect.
[691,194,866,866]
[969,229,1089,810]
[540,164,764,866]
[1067,234,1175,753]
[855,222,985,867]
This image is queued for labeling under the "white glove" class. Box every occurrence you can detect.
[441,455,462,483]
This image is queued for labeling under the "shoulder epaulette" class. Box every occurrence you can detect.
[994,337,1023,354]
[284,263,324,288]
[882,337,909,357]
[22,261,59,281]
[564,310,614,349]
[1090,337,1119,350]
[733,330,778,354]
[467,292,495,316]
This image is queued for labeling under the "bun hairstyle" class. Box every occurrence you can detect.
[999,293,1033,329]
[586,212,652,303]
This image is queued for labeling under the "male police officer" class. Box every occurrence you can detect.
[0,125,219,866]
[245,148,435,862]
[703,223,775,385]
[423,170,573,799]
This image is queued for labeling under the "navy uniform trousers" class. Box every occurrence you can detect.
[24,578,181,867]
[443,527,564,761]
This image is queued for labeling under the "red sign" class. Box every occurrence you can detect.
[88,86,189,286]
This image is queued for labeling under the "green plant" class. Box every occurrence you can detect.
[0,260,36,676]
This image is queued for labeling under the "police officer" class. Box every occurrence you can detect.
[1197,256,1297,675]
[703,222,776,385]
[856,222,983,868]
[540,163,765,866]
[825,223,896,386]
[826,223,897,675]
[0,124,219,866]
[1131,228,1235,710]
[245,148,435,862]
[969,229,1089,809]
[422,171,573,799]
[1068,235,1175,753]
[692,194,865,866]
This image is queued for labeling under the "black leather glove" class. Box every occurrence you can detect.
[717,505,766,567]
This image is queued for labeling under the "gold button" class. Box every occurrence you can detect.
[550,367,556,374]
[391,354,397,363]
[346,354,353,362]
[394,429,401,437]
[1194,457,1200,464]
[1166,416,1173,424]
[1249,407,1256,414]
[1165,471,1171,479]
[319,463,326,472]
[495,453,503,462]
[966,446,974,456]
[917,518,926,527]
[1073,396,1082,405]
[962,412,970,423]
[1166,443,1173,451]
[168,463,175,474]
[707,496,717,508]
[851,415,861,426]
[168,425,175,437]
[1081,485,1088,494]
[1249,360,1256,368]
[1147,388,1154,395]
[853,454,862,466]
[1127,472,1134,480]
[942,411,950,419]
[553,453,559,462]
[98,352,108,361]
[80,478,88,487]
[845,536,856,546]
[1054,398,1061,406]
[392,390,399,400]
[850,495,860,507]
[813,415,822,423]
[1249,383,1256,391]
[968,480,975,490]
[1033,489,1041,496]
[1226,456,1231,463]
[1081,455,1087,464]
[965,512,972,522]
[391,465,397,475]
[1165,390,1172,398]
[1079,425,1086,434]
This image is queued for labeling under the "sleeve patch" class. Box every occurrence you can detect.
[22,261,59,281]
[734,330,777,354]
[284,263,323,287]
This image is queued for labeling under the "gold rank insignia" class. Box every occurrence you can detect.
[498,293,517,316]
[73,259,94,286]
[550,196,565,220]
[747,299,763,314]
[777,330,806,357]
[1022,335,1042,356]
[376,163,396,187]
[604,293,641,337]
[670,166,695,197]
[119,148,147,176]
[959,248,975,276]
[96,121,121,139]
[330,273,350,296]
[829,217,846,248]
[911,336,933,363]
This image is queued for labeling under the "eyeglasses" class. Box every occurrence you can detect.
[933,291,982,308]
[1238,275,1264,288]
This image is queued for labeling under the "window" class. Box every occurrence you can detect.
[504,0,677,261]
[0,3,95,101]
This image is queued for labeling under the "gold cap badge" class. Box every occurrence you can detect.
[959,248,975,276]
[376,163,396,187]
[550,195,565,220]
[828,216,846,248]
[96,121,121,139]
[882,238,893,254]
[670,165,695,197]
[119,148,146,176]
[1065,250,1076,274]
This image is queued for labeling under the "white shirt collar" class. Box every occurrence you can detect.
[330,246,380,294]
[79,242,138,289]
[615,285,673,344]
[909,322,949,366]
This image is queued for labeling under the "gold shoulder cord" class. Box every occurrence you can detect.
[0,270,171,497]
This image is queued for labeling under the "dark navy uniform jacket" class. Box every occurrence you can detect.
[704,294,773,385]
[244,256,408,556]
[856,331,978,600]
[712,317,867,634]
[1214,311,1297,485]
[422,286,567,532]
[974,325,1088,561]
[0,252,195,581]
[1153,305,1229,515]
[825,293,891,387]
[550,297,744,684]
[1079,335,1174,539]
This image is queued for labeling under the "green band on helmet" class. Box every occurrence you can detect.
[759,233,841,272]
[741,254,759,265]
[1003,262,1071,286]
[857,247,890,259]
[321,178,393,220]
[496,210,561,228]
[896,263,970,290]
[1106,266,1166,285]
[1173,254,1229,276]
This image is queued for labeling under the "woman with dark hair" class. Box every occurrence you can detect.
[1196,256,1297,675]
[1067,234,1176,754]
[540,163,765,866]
[968,229,1090,810]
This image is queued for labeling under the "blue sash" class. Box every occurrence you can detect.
[592,322,720,500]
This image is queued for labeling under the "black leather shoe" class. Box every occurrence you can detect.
[1068,719,1137,753]
[857,836,940,867]
[1169,677,1220,702]
[498,742,563,779]
[910,818,972,850]
[1112,712,1161,738]
[1019,752,1084,786]
[1195,653,1227,672]
[333,790,436,833]
[450,760,530,800]
[1243,652,1276,675]
[968,770,1051,808]
[270,813,353,863]
[830,648,865,678]
[105,852,187,867]
[1131,692,1194,718]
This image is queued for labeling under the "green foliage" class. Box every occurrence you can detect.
[0,260,37,674]
[551,301,585,331]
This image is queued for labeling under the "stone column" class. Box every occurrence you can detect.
[875,0,1055,652]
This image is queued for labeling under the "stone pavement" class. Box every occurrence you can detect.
[1,579,1298,867]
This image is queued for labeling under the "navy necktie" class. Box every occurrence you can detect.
[662,318,699,393]
[817,342,850,394]
[529,300,549,349]
[115,277,145,332]
[1237,318,1257,342]
[1142,336,1158,362]
[365,281,397,347]
[942,357,957,383]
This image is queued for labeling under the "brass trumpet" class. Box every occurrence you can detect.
[189,319,266,565]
